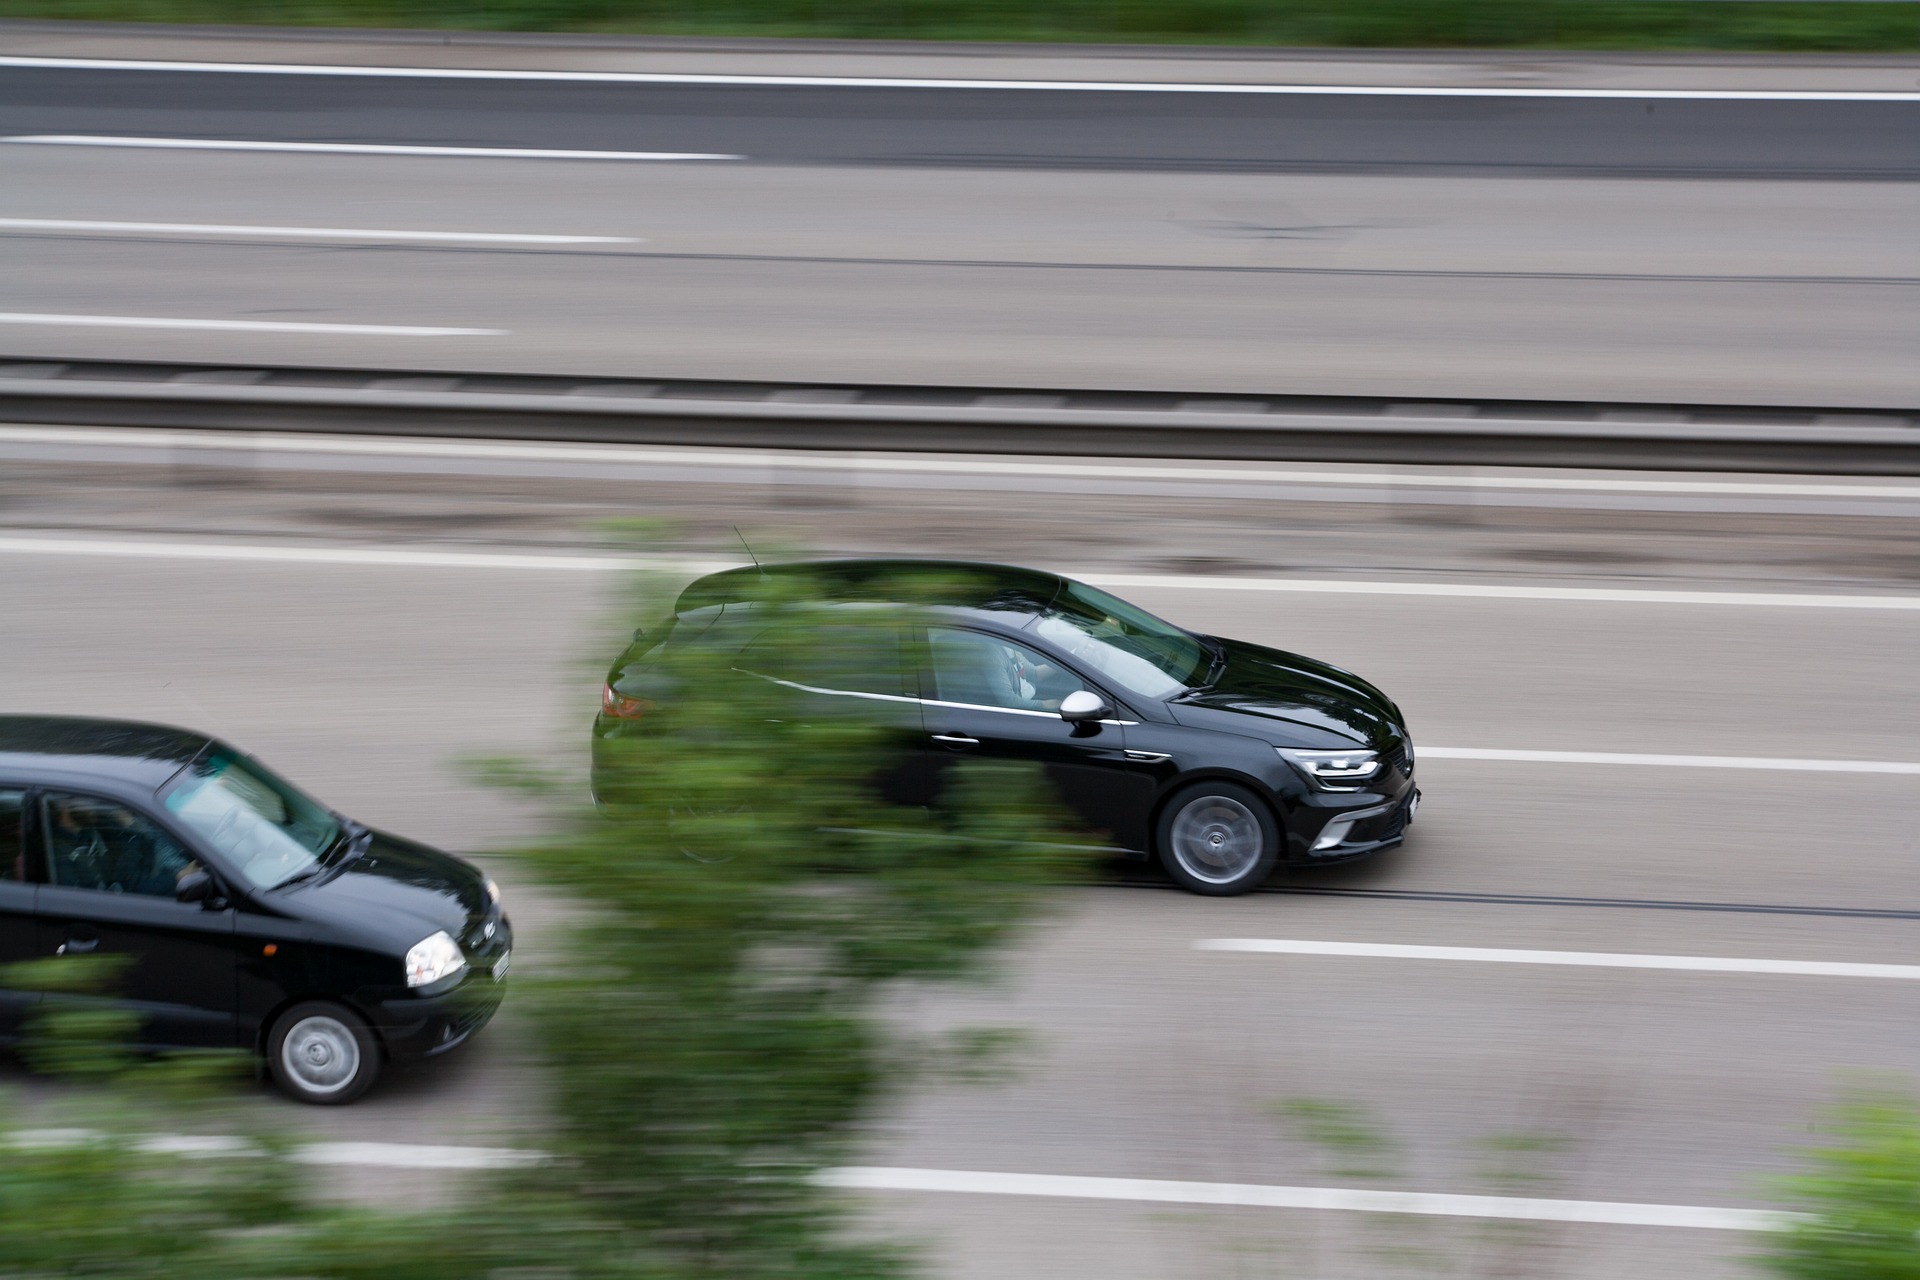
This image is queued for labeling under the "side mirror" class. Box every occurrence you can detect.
[1058,690,1111,724]
[176,869,218,906]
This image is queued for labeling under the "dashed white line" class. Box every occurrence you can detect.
[2,135,741,162]
[1195,938,1920,981]
[0,218,637,244]
[822,1167,1790,1232]
[0,313,501,337]
[1,56,1913,103]
[1420,746,1920,774]
[2,1132,1787,1231]
[0,535,605,569]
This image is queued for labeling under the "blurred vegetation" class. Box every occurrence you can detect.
[1761,1089,1920,1280]
[3,0,1918,52]
[0,566,1086,1278]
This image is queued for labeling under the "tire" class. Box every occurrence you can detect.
[267,1001,381,1105]
[1155,781,1282,896]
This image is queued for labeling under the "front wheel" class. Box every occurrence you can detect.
[1156,782,1281,896]
[267,1001,381,1105]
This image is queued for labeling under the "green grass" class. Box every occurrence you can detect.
[4,0,1918,53]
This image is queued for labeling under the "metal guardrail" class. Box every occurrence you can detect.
[2,357,1916,474]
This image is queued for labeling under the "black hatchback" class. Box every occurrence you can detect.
[0,717,511,1104]
[595,560,1418,895]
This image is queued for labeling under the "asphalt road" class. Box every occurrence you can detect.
[1,51,1917,405]
[7,65,1919,177]
[2,438,1916,1278]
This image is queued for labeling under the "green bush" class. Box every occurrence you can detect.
[3,0,1917,52]
[1762,1090,1920,1280]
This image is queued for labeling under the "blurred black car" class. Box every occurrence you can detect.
[594,560,1417,895]
[0,717,510,1104]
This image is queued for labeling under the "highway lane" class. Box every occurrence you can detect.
[2,147,1916,403]
[0,498,1915,1277]
[5,64,1918,177]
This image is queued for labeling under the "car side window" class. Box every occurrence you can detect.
[41,791,198,898]
[739,622,905,698]
[927,628,1082,713]
[0,789,26,882]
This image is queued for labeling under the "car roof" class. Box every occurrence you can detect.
[675,559,1067,623]
[0,715,213,791]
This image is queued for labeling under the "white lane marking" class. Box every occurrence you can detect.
[0,56,1913,102]
[0,217,637,244]
[0,425,1913,501]
[1422,746,1920,774]
[2,135,740,161]
[1080,572,1920,610]
[2,1132,1786,1230]
[1196,939,1920,981]
[823,1167,1789,1232]
[0,313,500,337]
[10,1129,546,1169]
[0,535,614,569]
[0,535,1917,612]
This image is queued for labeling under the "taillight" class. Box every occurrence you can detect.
[602,684,654,719]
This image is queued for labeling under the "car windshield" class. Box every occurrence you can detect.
[1031,581,1212,701]
[162,748,342,890]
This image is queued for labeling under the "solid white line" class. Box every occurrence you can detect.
[1421,746,1920,774]
[1079,572,1920,610]
[1195,939,1920,981]
[2,135,740,161]
[0,217,637,244]
[1,56,1913,102]
[0,534,1917,612]
[0,313,501,337]
[822,1167,1789,1232]
[2,425,1910,501]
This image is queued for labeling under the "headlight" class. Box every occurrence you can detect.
[485,878,502,905]
[404,930,467,988]
[1278,747,1383,790]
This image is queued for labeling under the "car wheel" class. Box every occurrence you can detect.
[267,1002,381,1105]
[1156,782,1281,896]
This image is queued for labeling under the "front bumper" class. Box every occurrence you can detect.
[367,917,513,1064]
[1287,775,1419,864]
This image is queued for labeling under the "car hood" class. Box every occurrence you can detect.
[1168,636,1404,748]
[278,830,486,951]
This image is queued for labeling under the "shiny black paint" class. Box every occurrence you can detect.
[0,717,508,1072]
[595,560,1418,874]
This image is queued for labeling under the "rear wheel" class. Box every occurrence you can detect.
[267,1001,381,1105]
[1156,782,1281,896]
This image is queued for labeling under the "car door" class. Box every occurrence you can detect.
[916,625,1153,852]
[735,614,928,806]
[33,789,240,1049]
[0,787,37,1039]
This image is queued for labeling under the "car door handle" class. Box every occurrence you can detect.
[931,733,980,747]
[56,937,98,956]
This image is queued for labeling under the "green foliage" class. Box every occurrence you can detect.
[508,571,1086,1276]
[1269,1096,1399,1180]
[0,564,1084,1280]
[3,0,1916,52]
[1762,1090,1920,1280]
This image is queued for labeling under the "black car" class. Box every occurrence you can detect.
[0,717,510,1104]
[594,560,1417,895]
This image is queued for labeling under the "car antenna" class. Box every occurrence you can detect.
[734,525,766,576]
